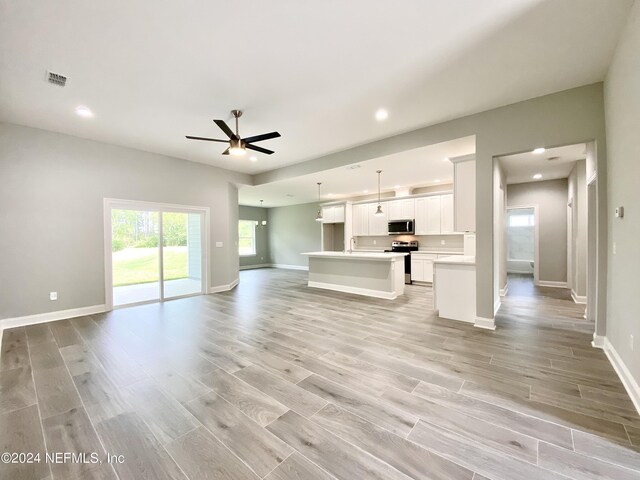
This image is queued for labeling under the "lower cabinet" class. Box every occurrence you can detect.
[411,254,437,282]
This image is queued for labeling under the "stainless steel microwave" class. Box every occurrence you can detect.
[388,220,414,235]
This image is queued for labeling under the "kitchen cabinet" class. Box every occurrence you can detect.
[440,193,454,234]
[352,203,369,236]
[411,253,437,282]
[368,202,388,236]
[453,155,475,232]
[424,196,441,235]
[321,205,345,224]
[388,199,415,221]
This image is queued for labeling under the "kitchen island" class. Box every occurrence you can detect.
[301,251,408,299]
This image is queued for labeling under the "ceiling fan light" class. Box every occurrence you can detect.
[229,146,246,156]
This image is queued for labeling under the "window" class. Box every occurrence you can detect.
[509,214,535,227]
[238,220,256,256]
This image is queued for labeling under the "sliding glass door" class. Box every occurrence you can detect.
[162,212,203,299]
[109,202,206,307]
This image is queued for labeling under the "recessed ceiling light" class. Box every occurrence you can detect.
[443,157,450,162]
[249,156,258,162]
[394,185,400,189]
[533,173,542,179]
[434,179,441,183]
[328,193,334,197]
[75,106,93,118]
[363,190,369,193]
[533,148,546,154]
[375,109,388,121]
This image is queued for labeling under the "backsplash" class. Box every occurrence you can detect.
[354,234,464,252]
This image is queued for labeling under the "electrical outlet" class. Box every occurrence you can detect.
[215,241,223,248]
[50,291,58,301]
[373,240,377,245]
[631,334,634,351]
[441,239,446,245]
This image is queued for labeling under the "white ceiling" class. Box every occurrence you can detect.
[0,0,632,175]
[498,143,586,184]
[239,136,475,207]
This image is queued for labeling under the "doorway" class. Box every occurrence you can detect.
[104,199,209,308]
[506,206,538,284]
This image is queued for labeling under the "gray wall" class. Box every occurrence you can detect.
[604,0,640,388]
[0,122,249,319]
[567,160,587,296]
[507,179,568,284]
[268,203,321,267]
[238,205,270,268]
[254,83,607,322]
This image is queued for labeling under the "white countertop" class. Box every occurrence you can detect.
[412,250,464,255]
[433,255,476,266]
[302,251,407,260]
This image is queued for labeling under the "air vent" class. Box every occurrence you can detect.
[346,164,361,170]
[47,71,67,87]
[546,156,560,161]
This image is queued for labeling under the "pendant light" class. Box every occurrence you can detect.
[374,170,384,216]
[259,200,267,228]
[315,182,323,222]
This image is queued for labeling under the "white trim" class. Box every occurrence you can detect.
[239,264,271,271]
[571,290,587,304]
[0,304,107,332]
[591,334,605,349]
[308,281,399,300]
[536,280,568,288]
[271,264,309,271]
[603,337,640,415]
[208,278,239,294]
[499,285,508,296]
[494,298,501,316]
[474,316,496,330]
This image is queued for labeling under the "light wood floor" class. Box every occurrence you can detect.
[1,269,639,480]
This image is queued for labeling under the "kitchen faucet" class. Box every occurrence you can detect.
[348,236,356,253]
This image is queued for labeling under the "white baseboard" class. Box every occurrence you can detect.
[603,337,640,415]
[536,280,568,288]
[308,281,399,300]
[474,316,496,330]
[591,334,605,349]
[499,285,509,296]
[239,263,271,271]
[0,304,107,335]
[208,278,239,294]
[571,290,587,304]
[271,264,309,271]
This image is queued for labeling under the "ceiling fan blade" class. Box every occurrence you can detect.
[222,147,230,155]
[214,119,237,139]
[242,131,281,144]
[186,135,229,143]
[246,144,275,155]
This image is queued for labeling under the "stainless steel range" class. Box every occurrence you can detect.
[385,241,418,284]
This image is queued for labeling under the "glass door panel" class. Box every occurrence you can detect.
[162,212,203,299]
[111,209,160,306]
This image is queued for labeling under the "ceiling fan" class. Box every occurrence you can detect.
[186,110,281,156]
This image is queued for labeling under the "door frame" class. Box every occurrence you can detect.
[103,198,210,310]
[505,205,539,285]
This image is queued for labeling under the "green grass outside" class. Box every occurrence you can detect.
[113,247,188,287]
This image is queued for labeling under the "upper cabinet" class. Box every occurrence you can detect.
[352,203,369,236]
[388,199,415,221]
[368,202,388,236]
[452,155,476,232]
[321,205,345,224]
[415,193,455,235]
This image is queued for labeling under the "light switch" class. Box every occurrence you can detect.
[50,292,58,301]
[615,206,624,218]
[613,242,617,255]
[215,241,223,248]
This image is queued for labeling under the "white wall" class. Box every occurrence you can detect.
[0,122,249,319]
[604,0,640,389]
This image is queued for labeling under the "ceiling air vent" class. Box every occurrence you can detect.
[47,71,67,87]
[546,156,560,161]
